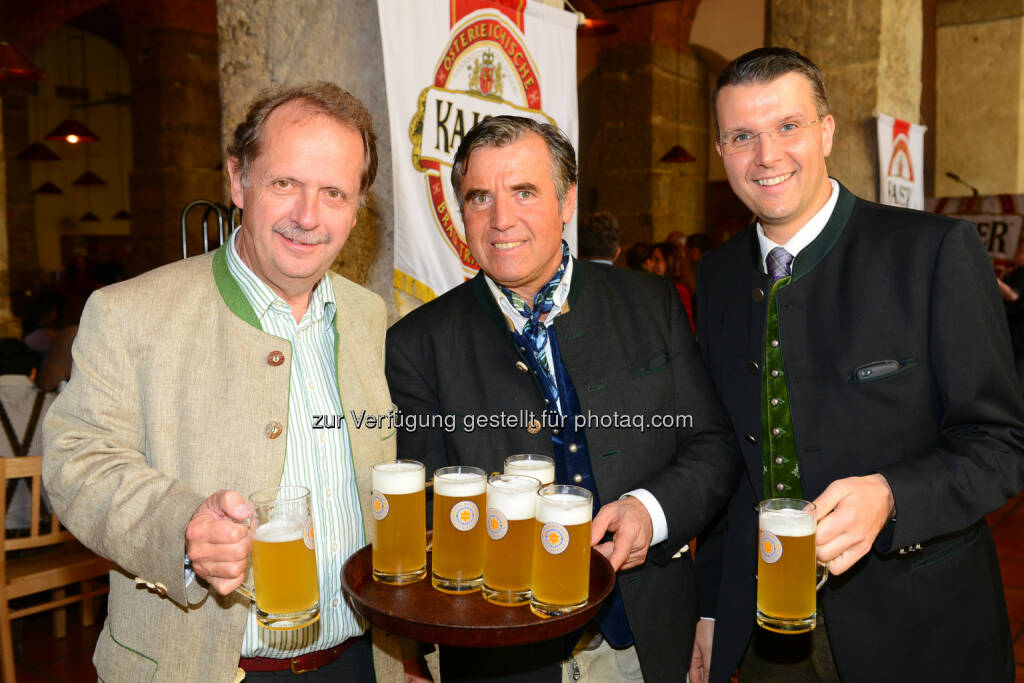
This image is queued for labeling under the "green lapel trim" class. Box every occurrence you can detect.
[790,181,856,282]
[212,246,262,331]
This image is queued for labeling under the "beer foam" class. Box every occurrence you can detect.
[434,472,486,497]
[505,461,555,485]
[536,494,592,525]
[373,461,424,494]
[253,518,304,543]
[759,508,815,537]
[487,478,538,520]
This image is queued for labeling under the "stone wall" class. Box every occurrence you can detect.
[935,0,1023,196]
[770,0,923,200]
[217,0,394,319]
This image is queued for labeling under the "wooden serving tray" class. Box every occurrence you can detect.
[340,545,615,647]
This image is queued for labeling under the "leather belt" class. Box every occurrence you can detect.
[238,639,354,675]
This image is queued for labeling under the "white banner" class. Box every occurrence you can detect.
[378,0,578,306]
[877,113,927,211]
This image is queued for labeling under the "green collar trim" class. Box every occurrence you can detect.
[746,180,857,281]
[790,181,856,282]
[212,246,262,331]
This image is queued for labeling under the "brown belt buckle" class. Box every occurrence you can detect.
[290,657,318,675]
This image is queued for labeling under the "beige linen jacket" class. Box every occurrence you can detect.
[42,249,404,682]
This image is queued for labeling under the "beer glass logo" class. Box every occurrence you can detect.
[450,501,480,531]
[760,529,783,564]
[303,517,315,550]
[486,508,509,540]
[540,522,569,555]
[372,491,390,521]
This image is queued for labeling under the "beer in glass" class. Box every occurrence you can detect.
[431,466,487,593]
[482,473,540,605]
[504,454,555,486]
[530,484,592,617]
[756,498,828,633]
[372,460,427,584]
[238,485,319,630]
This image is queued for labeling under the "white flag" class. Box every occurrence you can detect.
[877,113,927,210]
[378,0,578,309]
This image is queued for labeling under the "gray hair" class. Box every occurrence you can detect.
[450,115,577,213]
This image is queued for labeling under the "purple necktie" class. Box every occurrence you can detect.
[766,246,794,285]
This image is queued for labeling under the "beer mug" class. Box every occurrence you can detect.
[530,484,592,617]
[504,454,555,486]
[482,473,540,606]
[756,498,828,633]
[371,460,427,585]
[236,486,319,630]
[431,466,487,593]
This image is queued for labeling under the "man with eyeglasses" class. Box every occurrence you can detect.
[689,47,1024,683]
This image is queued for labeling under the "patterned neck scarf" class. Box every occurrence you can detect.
[497,241,571,377]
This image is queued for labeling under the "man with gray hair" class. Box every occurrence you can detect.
[387,115,740,681]
[578,211,621,265]
[44,82,407,681]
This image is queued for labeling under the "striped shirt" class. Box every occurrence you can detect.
[226,229,367,657]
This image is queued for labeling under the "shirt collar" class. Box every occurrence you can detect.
[225,228,336,328]
[484,256,575,331]
[756,178,840,272]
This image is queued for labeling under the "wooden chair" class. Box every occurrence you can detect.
[0,456,109,682]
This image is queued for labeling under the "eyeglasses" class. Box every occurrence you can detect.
[718,119,822,155]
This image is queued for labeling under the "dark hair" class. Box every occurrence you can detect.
[0,338,40,377]
[652,241,686,282]
[686,233,712,254]
[712,47,829,138]
[450,115,577,213]
[228,81,378,194]
[625,242,652,271]
[579,211,620,260]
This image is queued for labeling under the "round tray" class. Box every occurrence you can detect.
[340,545,615,647]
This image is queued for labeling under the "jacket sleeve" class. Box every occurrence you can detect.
[641,276,743,562]
[42,289,207,608]
[878,221,1024,550]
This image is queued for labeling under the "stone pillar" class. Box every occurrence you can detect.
[770,0,923,200]
[589,0,707,247]
[935,1,1024,196]
[119,3,222,275]
[0,98,20,336]
[1,85,37,318]
[217,0,395,319]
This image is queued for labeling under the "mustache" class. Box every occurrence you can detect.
[273,223,329,245]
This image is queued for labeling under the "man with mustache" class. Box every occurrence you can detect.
[43,83,407,682]
[689,47,1024,683]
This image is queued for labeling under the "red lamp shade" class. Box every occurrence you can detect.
[660,144,696,163]
[0,41,45,81]
[16,142,61,162]
[72,171,107,187]
[45,119,100,144]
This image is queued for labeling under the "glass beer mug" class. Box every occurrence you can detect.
[756,498,828,633]
[482,473,540,605]
[530,484,592,617]
[236,485,320,630]
[431,466,487,593]
[371,460,427,585]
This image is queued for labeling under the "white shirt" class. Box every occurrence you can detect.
[484,259,670,546]
[756,179,840,269]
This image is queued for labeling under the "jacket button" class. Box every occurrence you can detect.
[515,361,529,373]
[770,398,779,406]
[573,473,583,483]
[752,288,765,302]
[745,361,760,375]
[771,427,781,437]
[776,483,784,491]
[745,434,757,444]
[568,443,578,453]
[267,351,285,366]
[265,422,283,439]
[770,369,781,378]
[775,457,784,465]
[770,339,779,348]
[527,419,542,434]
